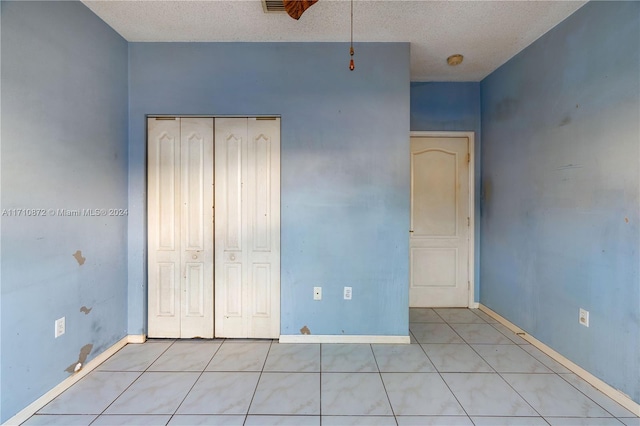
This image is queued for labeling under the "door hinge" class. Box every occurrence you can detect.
[468,281,471,290]
[467,153,471,163]
[467,217,470,226]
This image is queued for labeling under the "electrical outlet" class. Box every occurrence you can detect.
[579,308,589,327]
[344,286,352,300]
[55,317,65,338]
[313,286,322,301]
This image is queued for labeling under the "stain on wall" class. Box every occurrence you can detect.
[64,344,93,374]
[80,306,92,315]
[72,250,86,266]
[300,325,311,335]
[480,1,640,404]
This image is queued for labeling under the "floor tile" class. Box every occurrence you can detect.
[167,415,245,425]
[544,418,625,425]
[372,344,436,372]
[472,344,552,373]
[559,373,638,418]
[470,309,499,323]
[205,341,271,371]
[450,324,514,344]
[176,372,260,415]
[148,340,222,371]
[91,414,172,425]
[21,415,97,425]
[97,342,172,371]
[396,416,474,425]
[471,416,549,425]
[321,373,393,415]
[245,415,320,425]
[434,308,486,324]
[105,371,199,414]
[410,323,465,344]
[491,323,530,344]
[421,343,493,373]
[442,372,538,416]
[321,344,377,372]
[502,373,612,417]
[409,308,444,323]
[322,415,397,425]
[520,345,572,374]
[263,343,320,372]
[39,371,141,414]
[249,372,320,415]
[381,372,465,416]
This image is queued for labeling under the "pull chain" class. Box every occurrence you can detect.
[349,0,355,71]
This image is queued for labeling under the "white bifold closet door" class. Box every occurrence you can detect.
[147,117,214,338]
[214,117,281,338]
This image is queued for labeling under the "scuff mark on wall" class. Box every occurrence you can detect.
[72,250,86,266]
[300,325,311,335]
[64,343,93,373]
[80,306,92,315]
[556,164,583,171]
[560,116,572,126]
[625,217,629,223]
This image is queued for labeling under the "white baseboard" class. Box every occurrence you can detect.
[127,334,147,344]
[279,334,410,344]
[3,336,131,426]
[478,304,640,417]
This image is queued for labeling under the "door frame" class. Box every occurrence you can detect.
[410,131,476,308]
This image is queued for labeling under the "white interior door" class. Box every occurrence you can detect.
[215,117,281,338]
[410,136,470,307]
[148,117,214,338]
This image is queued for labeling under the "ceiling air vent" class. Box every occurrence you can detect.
[262,0,286,13]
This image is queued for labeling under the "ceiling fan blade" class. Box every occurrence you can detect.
[283,0,318,20]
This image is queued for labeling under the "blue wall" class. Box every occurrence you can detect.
[480,1,639,403]
[128,43,411,337]
[410,82,481,300]
[0,1,129,421]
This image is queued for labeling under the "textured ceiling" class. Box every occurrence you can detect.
[82,0,586,81]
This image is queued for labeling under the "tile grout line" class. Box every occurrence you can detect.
[462,332,546,420]
[433,318,478,422]
[86,340,176,424]
[167,339,226,424]
[369,343,400,426]
[242,339,275,424]
[319,343,322,425]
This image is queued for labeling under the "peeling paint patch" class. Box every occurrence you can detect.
[300,325,311,335]
[80,306,92,315]
[72,250,86,266]
[65,344,93,373]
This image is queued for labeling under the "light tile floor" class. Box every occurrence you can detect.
[24,309,639,426]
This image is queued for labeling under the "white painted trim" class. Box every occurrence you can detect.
[3,336,130,426]
[478,304,640,416]
[279,335,410,344]
[127,334,147,344]
[410,131,476,308]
